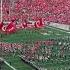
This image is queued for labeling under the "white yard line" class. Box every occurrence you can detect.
[4,61,17,70]
[41,33,50,35]
[0,57,17,70]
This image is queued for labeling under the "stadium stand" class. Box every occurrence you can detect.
[0,0,70,25]
[1,0,70,70]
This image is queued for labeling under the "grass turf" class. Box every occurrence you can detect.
[3,54,35,70]
[0,26,70,43]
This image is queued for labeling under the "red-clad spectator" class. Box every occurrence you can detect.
[0,22,3,30]
[5,21,16,34]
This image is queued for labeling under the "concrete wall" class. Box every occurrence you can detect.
[48,22,70,30]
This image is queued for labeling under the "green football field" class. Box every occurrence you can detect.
[2,54,36,70]
[0,26,70,70]
[0,26,70,43]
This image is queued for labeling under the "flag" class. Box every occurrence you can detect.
[34,21,39,28]
[34,18,44,28]
[2,25,6,32]
[0,22,3,30]
[6,21,16,34]
[38,18,44,27]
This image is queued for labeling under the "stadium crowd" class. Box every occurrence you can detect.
[0,0,70,24]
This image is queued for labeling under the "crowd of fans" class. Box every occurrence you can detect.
[0,0,70,24]
[0,40,54,50]
[0,37,70,62]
